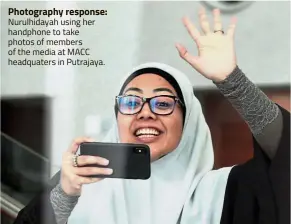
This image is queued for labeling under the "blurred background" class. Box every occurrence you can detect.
[1,1,290,223]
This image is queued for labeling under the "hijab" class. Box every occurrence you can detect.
[68,62,233,224]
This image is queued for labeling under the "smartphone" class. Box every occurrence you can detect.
[79,142,151,180]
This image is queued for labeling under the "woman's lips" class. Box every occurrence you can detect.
[133,127,163,143]
[135,134,162,143]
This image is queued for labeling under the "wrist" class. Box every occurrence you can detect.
[213,65,239,84]
[59,183,81,199]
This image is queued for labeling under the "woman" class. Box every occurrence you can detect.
[14,7,289,224]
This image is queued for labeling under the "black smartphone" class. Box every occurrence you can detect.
[79,142,151,180]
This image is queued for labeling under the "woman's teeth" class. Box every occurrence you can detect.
[135,128,160,136]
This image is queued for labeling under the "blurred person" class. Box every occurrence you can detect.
[14,7,289,224]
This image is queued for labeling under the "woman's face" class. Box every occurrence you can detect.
[117,73,184,161]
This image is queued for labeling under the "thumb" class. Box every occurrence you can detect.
[175,43,200,69]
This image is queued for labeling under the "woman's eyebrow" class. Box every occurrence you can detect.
[153,88,175,95]
[124,87,143,94]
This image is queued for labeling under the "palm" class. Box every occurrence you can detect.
[176,8,237,82]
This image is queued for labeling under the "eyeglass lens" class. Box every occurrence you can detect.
[118,95,176,115]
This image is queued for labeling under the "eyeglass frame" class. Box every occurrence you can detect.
[115,94,185,115]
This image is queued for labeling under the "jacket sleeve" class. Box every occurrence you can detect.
[13,171,61,224]
[220,105,290,224]
[267,105,290,224]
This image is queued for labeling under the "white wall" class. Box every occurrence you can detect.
[73,1,144,140]
[1,1,290,175]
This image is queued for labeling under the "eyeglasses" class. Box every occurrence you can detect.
[115,94,184,115]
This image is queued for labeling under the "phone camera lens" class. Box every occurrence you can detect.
[134,148,144,154]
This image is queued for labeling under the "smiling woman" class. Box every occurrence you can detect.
[115,69,185,161]
[14,7,289,224]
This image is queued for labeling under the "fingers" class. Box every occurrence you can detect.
[182,17,200,42]
[183,7,235,37]
[227,16,237,37]
[213,8,223,34]
[175,43,200,69]
[71,175,103,189]
[74,166,113,176]
[76,155,109,166]
[63,153,110,171]
[68,137,94,154]
[199,6,211,34]
[80,177,103,185]
[63,157,112,190]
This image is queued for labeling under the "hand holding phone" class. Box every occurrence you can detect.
[61,137,113,196]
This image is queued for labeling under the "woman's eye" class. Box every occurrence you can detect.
[126,101,140,107]
[156,102,171,108]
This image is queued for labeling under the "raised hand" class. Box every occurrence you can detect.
[176,7,237,82]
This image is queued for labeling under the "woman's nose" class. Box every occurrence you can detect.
[136,102,157,120]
